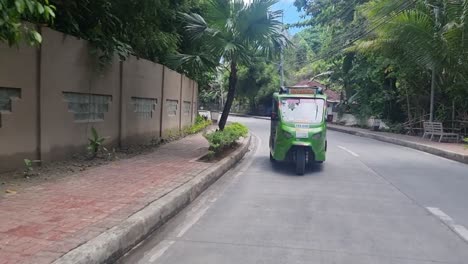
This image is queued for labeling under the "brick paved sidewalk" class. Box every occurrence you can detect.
[0,134,210,264]
[329,124,468,156]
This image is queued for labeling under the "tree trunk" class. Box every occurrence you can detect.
[429,67,436,122]
[218,61,238,130]
[406,86,412,126]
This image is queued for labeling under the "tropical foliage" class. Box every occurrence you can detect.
[0,0,55,45]
[204,122,248,155]
[175,0,288,130]
[5,0,466,135]
[286,0,468,130]
[236,61,281,114]
[1,0,208,63]
[1,0,287,130]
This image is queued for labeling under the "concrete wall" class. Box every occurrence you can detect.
[40,28,121,161]
[121,56,163,146]
[337,113,389,129]
[193,82,199,123]
[0,42,39,171]
[0,27,198,172]
[180,76,194,129]
[161,67,182,137]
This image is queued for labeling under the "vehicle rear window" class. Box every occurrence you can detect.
[280,98,325,124]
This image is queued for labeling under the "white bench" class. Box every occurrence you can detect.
[422,122,460,142]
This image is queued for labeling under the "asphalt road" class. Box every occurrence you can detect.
[117,116,468,264]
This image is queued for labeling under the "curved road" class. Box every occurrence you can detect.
[118,116,468,264]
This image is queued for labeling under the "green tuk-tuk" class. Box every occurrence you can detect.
[269,86,327,175]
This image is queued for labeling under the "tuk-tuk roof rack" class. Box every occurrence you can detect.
[279,85,324,95]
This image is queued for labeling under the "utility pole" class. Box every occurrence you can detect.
[280,50,285,87]
[430,5,440,122]
[280,10,285,87]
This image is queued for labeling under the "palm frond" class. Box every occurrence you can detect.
[180,12,221,41]
[165,53,218,76]
[176,0,288,72]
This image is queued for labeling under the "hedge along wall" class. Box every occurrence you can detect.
[0,27,198,173]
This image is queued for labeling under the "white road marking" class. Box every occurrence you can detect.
[453,225,468,242]
[426,207,468,243]
[232,135,261,180]
[144,134,260,263]
[147,240,175,263]
[176,136,260,238]
[176,205,211,238]
[338,145,360,157]
[426,207,454,224]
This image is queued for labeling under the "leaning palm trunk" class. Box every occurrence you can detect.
[219,61,238,130]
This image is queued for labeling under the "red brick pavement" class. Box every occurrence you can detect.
[0,135,210,264]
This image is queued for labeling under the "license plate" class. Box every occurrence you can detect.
[296,131,308,138]
[295,124,309,129]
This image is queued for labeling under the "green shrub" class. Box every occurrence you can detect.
[204,122,248,154]
[225,122,248,138]
[23,159,41,177]
[166,115,211,142]
[387,122,405,134]
[87,127,107,158]
[195,114,209,125]
[184,115,212,135]
[23,159,34,176]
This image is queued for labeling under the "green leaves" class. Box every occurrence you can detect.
[178,0,288,71]
[0,0,55,46]
[204,122,248,154]
[87,127,107,158]
[32,30,41,41]
[15,0,25,13]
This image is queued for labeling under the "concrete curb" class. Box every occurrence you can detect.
[53,135,252,264]
[329,125,468,165]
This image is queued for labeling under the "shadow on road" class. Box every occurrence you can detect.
[253,155,324,176]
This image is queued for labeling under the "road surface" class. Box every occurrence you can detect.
[118,116,468,264]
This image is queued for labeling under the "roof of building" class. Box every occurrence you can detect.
[294,80,341,102]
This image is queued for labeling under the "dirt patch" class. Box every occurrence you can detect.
[0,156,108,196]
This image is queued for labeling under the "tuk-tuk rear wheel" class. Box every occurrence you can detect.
[296,148,306,175]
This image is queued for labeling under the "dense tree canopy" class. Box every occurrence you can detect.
[285,0,468,129]
[2,0,466,130]
[176,0,288,129]
[1,0,209,63]
[0,0,55,45]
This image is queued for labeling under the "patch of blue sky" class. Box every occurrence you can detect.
[243,0,308,35]
[272,0,306,35]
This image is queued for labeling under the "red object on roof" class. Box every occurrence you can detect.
[294,80,341,102]
[295,80,325,88]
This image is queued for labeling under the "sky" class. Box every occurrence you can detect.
[243,0,306,35]
[272,0,304,35]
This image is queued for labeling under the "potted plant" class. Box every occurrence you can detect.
[370,116,381,131]
[210,110,220,124]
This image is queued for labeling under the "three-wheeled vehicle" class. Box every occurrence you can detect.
[269,86,327,175]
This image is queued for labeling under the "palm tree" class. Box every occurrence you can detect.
[352,0,468,121]
[175,0,288,130]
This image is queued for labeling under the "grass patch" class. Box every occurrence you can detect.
[163,115,212,142]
